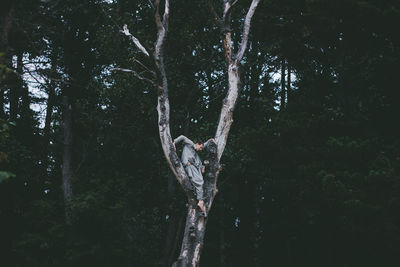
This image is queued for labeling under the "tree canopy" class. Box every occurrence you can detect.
[1,0,400,266]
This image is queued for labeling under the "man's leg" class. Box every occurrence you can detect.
[192,175,206,214]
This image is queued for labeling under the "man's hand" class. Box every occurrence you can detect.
[210,138,216,143]
[202,166,205,173]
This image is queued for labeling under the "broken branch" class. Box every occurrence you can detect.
[121,24,150,57]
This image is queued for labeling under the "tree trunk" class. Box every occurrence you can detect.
[172,139,219,267]
[62,95,73,223]
[18,53,32,132]
[0,3,13,52]
[42,52,57,171]
[219,195,227,267]
[287,62,291,105]
[280,58,286,110]
[9,53,22,122]
[42,79,55,163]
[121,1,260,265]
[252,185,261,267]
[172,204,208,267]
[0,4,13,119]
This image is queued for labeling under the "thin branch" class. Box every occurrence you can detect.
[163,0,169,29]
[23,67,47,86]
[110,67,157,87]
[235,0,260,63]
[133,59,155,76]
[154,0,169,77]
[231,0,239,7]
[222,1,231,23]
[3,66,21,77]
[154,0,165,61]
[22,60,51,65]
[121,24,150,57]
[222,0,238,21]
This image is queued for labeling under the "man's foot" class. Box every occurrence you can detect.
[198,200,206,213]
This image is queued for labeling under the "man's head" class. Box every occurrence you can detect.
[194,140,204,151]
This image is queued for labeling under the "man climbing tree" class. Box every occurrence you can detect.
[117,0,261,265]
[173,135,215,215]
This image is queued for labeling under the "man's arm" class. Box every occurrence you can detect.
[174,135,194,146]
[203,138,216,149]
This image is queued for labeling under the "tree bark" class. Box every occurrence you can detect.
[172,140,220,267]
[0,3,13,118]
[0,88,4,119]
[0,3,13,52]
[160,1,259,265]
[9,53,23,122]
[121,0,260,265]
[287,62,291,105]
[42,68,56,169]
[280,58,286,110]
[18,53,32,131]
[62,95,73,224]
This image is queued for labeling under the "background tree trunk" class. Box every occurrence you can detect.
[42,75,55,169]
[160,172,185,267]
[9,53,23,122]
[287,62,291,105]
[219,195,227,267]
[0,3,13,118]
[280,58,286,110]
[62,95,73,224]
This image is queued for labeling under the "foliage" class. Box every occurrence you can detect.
[0,0,399,266]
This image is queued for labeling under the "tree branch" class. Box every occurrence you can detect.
[154,0,168,62]
[235,0,260,63]
[153,0,195,198]
[133,59,155,76]
[215,0,260,160]
[121,24,150,56]
[110,67,157,87]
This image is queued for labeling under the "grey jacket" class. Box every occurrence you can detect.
[174,135,202,168]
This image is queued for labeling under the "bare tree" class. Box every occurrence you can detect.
[62,94,73,224]
[118,0,260,265]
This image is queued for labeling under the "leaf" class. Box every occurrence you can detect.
[0,171,16,183]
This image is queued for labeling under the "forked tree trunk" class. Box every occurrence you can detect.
[119,1,260,265]
[158,1,259,265]
[172,141,219,267]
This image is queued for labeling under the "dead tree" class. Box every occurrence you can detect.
[117,0,260,265]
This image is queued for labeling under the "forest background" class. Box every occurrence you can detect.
[1,0,400,266]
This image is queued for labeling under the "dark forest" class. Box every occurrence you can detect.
[1,0,400,266]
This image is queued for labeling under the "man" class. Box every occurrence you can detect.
[173,135,215,215]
